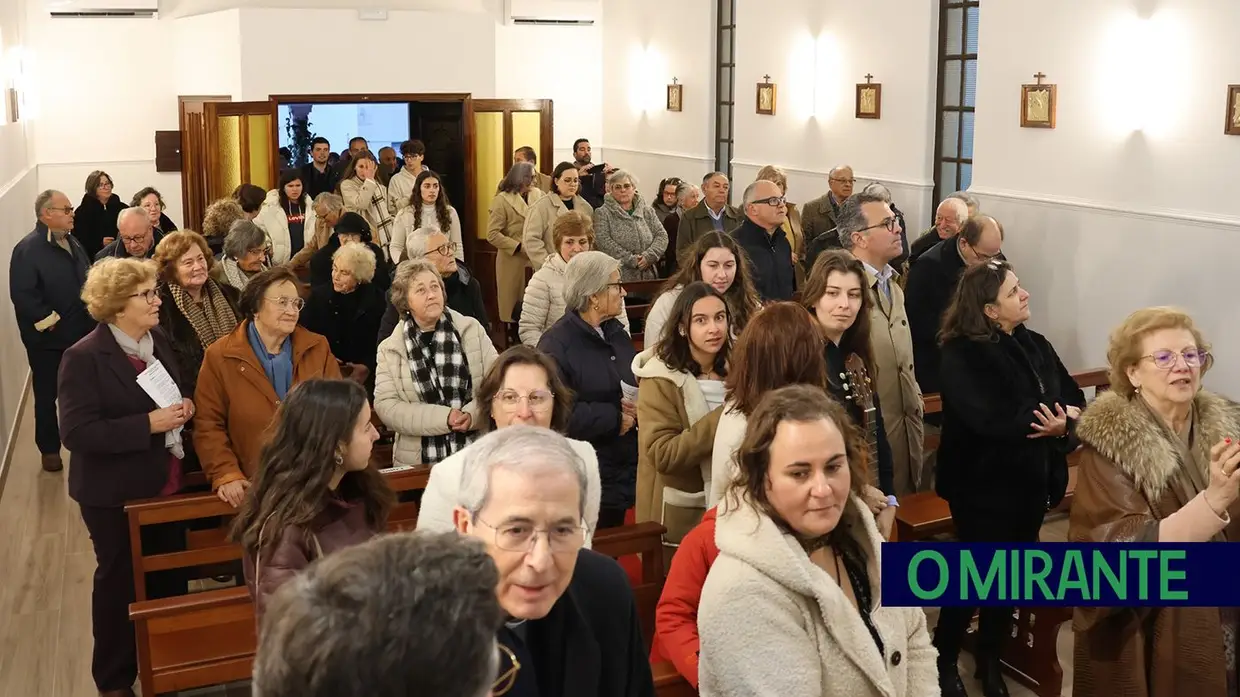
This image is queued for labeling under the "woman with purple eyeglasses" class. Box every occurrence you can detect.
[1068,306,1240,697]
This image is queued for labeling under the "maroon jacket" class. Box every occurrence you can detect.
[243,496,377,618]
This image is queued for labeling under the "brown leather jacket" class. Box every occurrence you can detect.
[1069,389,1240,697]
[243,497,378,619]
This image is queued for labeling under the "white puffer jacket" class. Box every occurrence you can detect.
[255,189,317,265]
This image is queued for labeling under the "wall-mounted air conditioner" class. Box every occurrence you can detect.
[45,0,158,18]
[504,0,597,27]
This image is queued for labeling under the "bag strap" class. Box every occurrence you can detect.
[255,514,321,593]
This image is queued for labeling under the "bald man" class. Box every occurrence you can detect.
[733,179,794,301]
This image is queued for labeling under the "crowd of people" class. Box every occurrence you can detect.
[7,134,1238,697]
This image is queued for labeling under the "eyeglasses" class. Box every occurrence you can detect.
[493,389,554,412]
[493,643,521,696]
[47,206,74,215]
[129,289,159,305]
[859,217,899,233]
[968,243,1001,263]
[430,242,458,257]
[830,177,857,185]
[475,516,588,554]
[120,234,149,245]
[751,196,787,207]
[264,296,305,311]
[1142,348,1210,370]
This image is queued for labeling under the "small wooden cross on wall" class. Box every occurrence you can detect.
[864,74,874,84]
[762,74,771,84]
[671,77,678,85]
[1033,72,1047,85]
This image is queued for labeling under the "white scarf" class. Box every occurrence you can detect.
[108,324,185,459]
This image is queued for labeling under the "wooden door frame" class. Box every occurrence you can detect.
[204,100,280,202]
[471,99,554,173]
[177,95,230,231]
[267,92,476,259]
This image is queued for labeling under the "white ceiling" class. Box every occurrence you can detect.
[159,0,496,19]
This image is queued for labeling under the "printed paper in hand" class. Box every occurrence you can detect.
[621,381,639,403]
[137,360,186,441]
[137,360,183,408]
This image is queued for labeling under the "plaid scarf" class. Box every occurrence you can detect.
[355,176,394,259]
[167,280,240,349]
[403,312,474,464]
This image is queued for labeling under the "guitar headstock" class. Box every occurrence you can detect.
[842,353,875,412]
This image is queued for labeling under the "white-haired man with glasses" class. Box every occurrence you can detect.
[453,426,655,697]
[376,228,489,348]
[732,179,794,301]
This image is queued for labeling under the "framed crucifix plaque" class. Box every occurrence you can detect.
[1020,72,1056,129]
[856,74,882,119]
[756,75,777,116]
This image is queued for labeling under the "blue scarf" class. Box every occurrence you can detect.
[247,321,293,399]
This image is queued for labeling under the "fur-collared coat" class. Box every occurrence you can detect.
[1069,389,1240,697]
[698,497,939,697]
[593,193,668,282]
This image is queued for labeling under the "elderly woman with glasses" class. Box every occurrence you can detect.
[416,345,602,542]
[593,169,667,282]
[57,257,194,696]
[194,267,341,508]
[1069,308,1240,697]
[132,186,178,235]
[538,251,638,529]
[300,242,385,392]
[214,219,271,292]
[374,259,499,469]
[152,230,242,414]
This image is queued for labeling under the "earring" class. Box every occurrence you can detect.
[334,452,344,466]
[1134,385,1142,395]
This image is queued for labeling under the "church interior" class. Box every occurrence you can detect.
[0,0,1236,696]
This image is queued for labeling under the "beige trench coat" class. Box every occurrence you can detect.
[487,189,544,322]
[863,265,925,495]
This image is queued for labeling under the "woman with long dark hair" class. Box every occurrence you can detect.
[933,259,1085,697]
[391,169,464,264]
[256,168,318,265]
[802,250,897,528]
[632,281,729,563]
[523,161,593,269]
[644,232,762,346]
[339,150,395,259]
[231,378,394,618]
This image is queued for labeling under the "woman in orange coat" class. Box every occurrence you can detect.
[651,507,720,689]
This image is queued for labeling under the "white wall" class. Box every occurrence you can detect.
[971,0,1240,394]
[0,0,37,450]
[600,0,715,200]
[731,0,938,227]
[236,9,497,100]
[493,20,604,165]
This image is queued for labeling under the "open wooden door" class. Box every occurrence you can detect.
[470,99,553,336]
[203,101,277,203]
[178,96,230,231]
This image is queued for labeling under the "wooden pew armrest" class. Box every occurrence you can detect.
[130,586,252,621]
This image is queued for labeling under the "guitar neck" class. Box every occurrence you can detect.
[863,406,879,483]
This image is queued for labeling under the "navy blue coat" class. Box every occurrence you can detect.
[9,224,95,351]
[538,311,638,512]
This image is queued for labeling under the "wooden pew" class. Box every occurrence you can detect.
[127,481,664,696]
[653,659,698,697]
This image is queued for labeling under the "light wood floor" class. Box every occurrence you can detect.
[0,395,1071,696]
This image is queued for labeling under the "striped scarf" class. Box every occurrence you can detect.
[167,280,240,348]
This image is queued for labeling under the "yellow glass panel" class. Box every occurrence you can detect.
[217,115,242,196]
[512,111,542,165]
[246,114,273,190]
[474,111,504,239]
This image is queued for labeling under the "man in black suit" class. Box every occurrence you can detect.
[8,190,95,471]
[453,426,656,697]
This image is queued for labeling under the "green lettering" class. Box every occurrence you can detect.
[1092,549,1126,600]
[962,550,1004,601]
[1057,550,1091,601]
[909,550,949,600]
[1129,550,1158,600]
[1023,550,1054,601]
[1010,547,1019,601]
[1159,550,1188,601]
